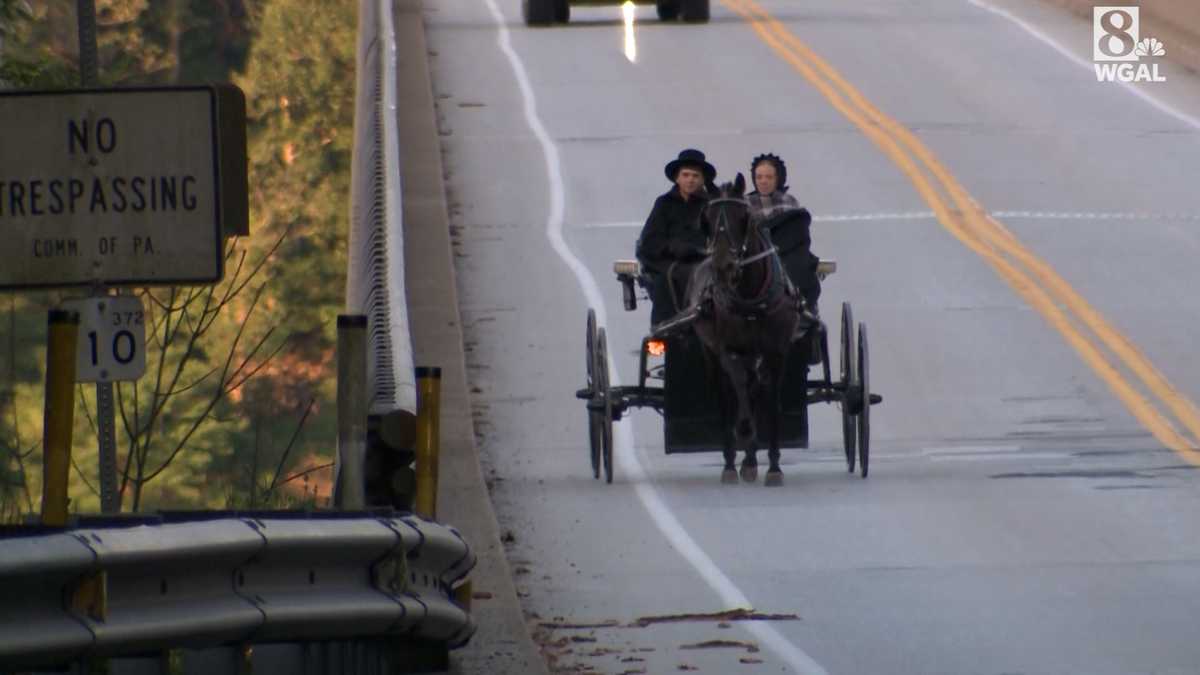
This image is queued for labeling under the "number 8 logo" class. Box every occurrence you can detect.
[1099,10,1135,58]
[1094,7,1139,62]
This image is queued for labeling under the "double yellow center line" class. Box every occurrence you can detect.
[723,0,1200,464]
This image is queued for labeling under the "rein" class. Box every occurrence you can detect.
[738,245,778,268]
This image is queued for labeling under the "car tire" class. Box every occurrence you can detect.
[681,0,709,22]
[656,0,680,21]
[554,0,570,22]
[523,0,555,26]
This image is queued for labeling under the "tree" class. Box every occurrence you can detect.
[0,0,356,517]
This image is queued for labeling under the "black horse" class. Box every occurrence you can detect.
[685,174,802,486]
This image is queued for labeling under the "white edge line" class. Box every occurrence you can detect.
[479,1,828,674]
[966,0,1200,131]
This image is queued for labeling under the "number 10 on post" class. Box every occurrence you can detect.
[61,296,147,383]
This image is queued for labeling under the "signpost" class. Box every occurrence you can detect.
[6,83,249,517]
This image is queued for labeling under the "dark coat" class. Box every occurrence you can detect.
[635,186,710,276]
[762,208,821,310]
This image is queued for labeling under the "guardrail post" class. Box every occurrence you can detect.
[41,309,79,526]
[336,315,368,510]
[414,367,442,519]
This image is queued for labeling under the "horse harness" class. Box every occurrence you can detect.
[704,197,799,321]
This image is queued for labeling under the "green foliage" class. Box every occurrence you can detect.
[0,0,355,518]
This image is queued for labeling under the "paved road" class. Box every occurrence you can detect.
[426,0,1200,672]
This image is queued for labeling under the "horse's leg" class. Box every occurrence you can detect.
[764,353,785,487]
[741,438,759,483]
[734,357,753,482]
[717,361,738,485]
[763,306,799,488]
[693,323,735,485]
[724,354,758,483]
[739,360,758,480]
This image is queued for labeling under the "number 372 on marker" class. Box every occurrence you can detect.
[61,296,147,383]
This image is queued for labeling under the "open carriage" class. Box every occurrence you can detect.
[575,215,883,484]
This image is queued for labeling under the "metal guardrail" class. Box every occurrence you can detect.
[0,512,475,670]
[347,0,418,417]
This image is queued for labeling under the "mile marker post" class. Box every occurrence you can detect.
[94,292,120,514]
[77,0,119,513]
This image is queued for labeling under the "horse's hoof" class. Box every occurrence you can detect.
[721,469,738,485]
[764,471,784,487]
[740,465,758,483]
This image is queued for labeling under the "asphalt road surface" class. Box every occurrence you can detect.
[426,0,1200,672]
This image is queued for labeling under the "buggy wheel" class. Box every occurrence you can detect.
[597,327,615,484]
[839,302,857,473]
[857,322,871,479]
[681,0,709,22]
[523,0,555,26]
[554,0,569,23]
[586,310,601,479]
[656,0,679,20]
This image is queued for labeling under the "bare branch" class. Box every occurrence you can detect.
[267,397,315,493]
[223,328,284,393]
[160,366,220,398]
[275,461,334,488]
[225,221,294,301]
[141,283,271,484]
[70,455,100,498]
[77,384,99,436]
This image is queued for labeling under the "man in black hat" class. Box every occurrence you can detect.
[635,148,717,327]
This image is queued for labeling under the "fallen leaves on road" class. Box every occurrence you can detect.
[680,639,760,653]
[537,619,622,630]
[633,608,800,627]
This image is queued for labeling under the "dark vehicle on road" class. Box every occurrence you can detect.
[524,0,710,26]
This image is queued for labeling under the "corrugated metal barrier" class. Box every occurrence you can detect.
[346,0,418,418]
[0,511,475,673]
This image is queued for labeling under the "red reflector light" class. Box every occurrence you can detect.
[646,339,666,357]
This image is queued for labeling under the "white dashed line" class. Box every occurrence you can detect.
[573,210,1200,229]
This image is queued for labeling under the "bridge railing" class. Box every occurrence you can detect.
[0,512,475,670]
[347,0,417,418]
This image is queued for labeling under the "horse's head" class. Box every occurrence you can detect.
[703,173,752,285]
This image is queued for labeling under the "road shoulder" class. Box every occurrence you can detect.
[392,0,549,672]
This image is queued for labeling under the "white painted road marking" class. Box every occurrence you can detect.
[573,210,1200,230]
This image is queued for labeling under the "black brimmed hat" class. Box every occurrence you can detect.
[665,148,717,183]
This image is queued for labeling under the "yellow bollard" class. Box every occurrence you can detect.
[413,367,442,519]
[42,309,79,527]
[453,579,473,612]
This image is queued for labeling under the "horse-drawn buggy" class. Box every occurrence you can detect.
[576,176,882,485]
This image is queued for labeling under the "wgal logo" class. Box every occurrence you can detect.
[1094,7,1166,82]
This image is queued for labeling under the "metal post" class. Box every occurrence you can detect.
[76,0,99,87]
[413,367,442,519]
[78,0,120,514]
[42,310,79,526]
[94,295,119,513]
[335,315,368,510]
[96,380,119,512]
